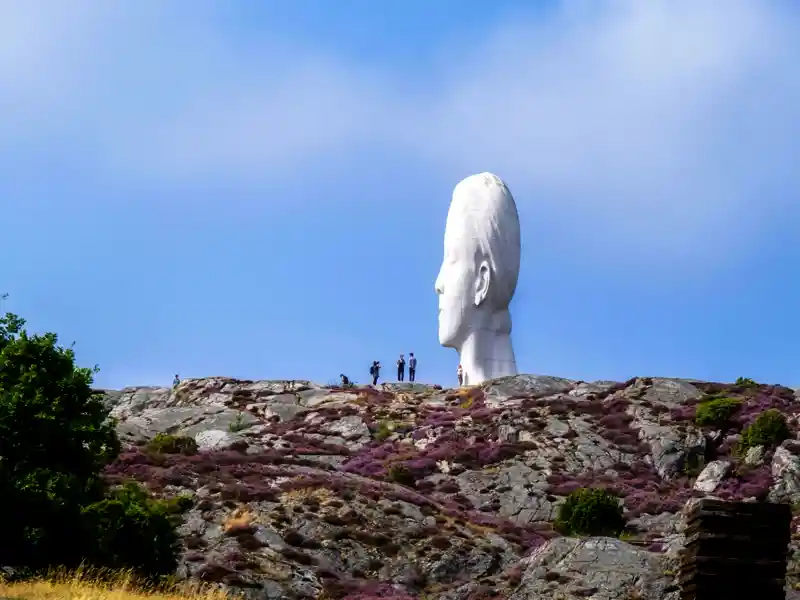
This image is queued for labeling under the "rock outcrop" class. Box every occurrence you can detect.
[98,375,800,599]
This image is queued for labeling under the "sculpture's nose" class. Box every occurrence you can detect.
[434,269,444,295]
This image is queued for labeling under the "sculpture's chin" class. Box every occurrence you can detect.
[438,325,458,349]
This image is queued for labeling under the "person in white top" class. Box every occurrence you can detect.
[457,364,464,386]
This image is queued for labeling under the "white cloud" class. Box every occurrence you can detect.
[0,0,798,263]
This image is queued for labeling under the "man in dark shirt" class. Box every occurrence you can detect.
[397,354,406,382]
[370,361,381,385]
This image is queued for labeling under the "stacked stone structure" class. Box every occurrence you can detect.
[680,498,791,600]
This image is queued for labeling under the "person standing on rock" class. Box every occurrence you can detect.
[408,353,417,382]
[397,354,406,382]
[457,364,464,386]
[370,361,381,386]
[173,374,180,388]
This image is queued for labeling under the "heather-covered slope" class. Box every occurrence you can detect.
[100,375,800,600]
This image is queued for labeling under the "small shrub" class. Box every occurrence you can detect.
[145,433,198,455]
[162,493,194,513]
[228,411,251,432]
[374,420,394,441]
[694,397,742,428]
[386,464,415,487]
[737,409,790,454]
[554,487,625,537]
[735,377,758,388]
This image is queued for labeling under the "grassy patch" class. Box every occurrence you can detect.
[144,434,198,455]
[0,569,227,600]
[374,420,395,441]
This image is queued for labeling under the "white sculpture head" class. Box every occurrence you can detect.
[434,173,521,384]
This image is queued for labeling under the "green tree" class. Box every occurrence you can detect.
[0,311,121,568]
[0,308,184,578]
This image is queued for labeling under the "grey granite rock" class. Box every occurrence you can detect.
[693,460,731,493]
[483,374,576,404]
[745,444,766,465]
[509,537,677,600]
[770,442,800,503]
[99,373,798,599]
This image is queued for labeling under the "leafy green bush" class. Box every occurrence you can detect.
[695,397,742,427]
[145,432,198,455]
[80,482,190,578]
[737,409,790,454]
[735,377,758,388]
[554,487,625,537]
[0,308,184,578]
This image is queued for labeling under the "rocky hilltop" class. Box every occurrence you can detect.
[100,375,800,600]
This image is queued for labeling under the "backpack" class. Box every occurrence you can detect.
[369,364,376,376]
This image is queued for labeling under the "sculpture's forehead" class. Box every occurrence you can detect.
[446,174,503,223]
[444,172,515,252]
[449,173,509,216]
[443,216,476,250]
[443,214,485,267]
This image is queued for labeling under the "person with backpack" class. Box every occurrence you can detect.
[408,353,417,382]
[340,373,351,387]
[397,354,406,382]
[370,361,381,385]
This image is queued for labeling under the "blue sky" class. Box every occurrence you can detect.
[1,0,800,389]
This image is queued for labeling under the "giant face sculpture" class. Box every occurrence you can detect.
[435,173,521,381]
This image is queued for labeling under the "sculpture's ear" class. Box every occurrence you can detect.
[474,259,491,306]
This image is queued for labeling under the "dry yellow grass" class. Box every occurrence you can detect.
[279,486,334,506]
[222,506,255,534]
[0,569,232,600]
